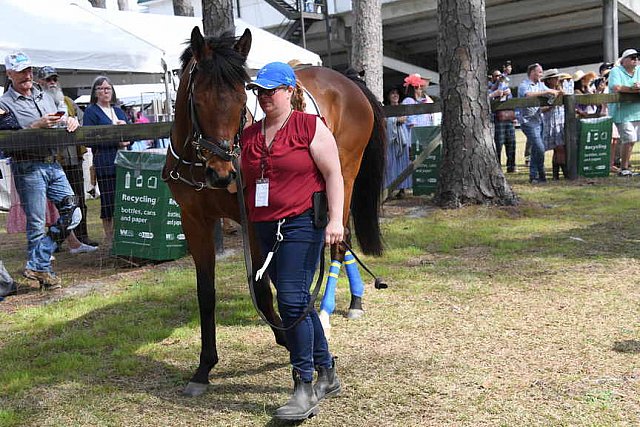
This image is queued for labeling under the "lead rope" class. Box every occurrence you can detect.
[233,156,325,332]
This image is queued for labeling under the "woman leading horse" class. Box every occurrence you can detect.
[163,27,385,411]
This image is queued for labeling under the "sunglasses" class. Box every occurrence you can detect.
[253,86,286,97]
[45,76,58,83]
[628,55,639,60]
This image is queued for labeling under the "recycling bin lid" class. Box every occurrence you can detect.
[115,149,169,171]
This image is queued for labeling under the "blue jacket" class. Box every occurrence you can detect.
[83,104,129,176]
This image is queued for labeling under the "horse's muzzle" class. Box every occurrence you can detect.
[206,167,236,189]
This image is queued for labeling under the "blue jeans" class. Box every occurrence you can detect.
[11,161,75,272]
[255,211,332,382]
[520,120,546,181]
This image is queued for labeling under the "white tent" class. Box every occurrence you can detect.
[83,6,323,71]
[0,0,322,82]
[1,0,164,74]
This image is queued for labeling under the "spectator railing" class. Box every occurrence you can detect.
[384,92,640,180]
[0,92,638,180]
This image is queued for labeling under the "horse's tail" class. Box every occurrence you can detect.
[344,72,386,256]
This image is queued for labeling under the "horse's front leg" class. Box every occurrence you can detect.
[182,213,219,397]
[248,225,288,348]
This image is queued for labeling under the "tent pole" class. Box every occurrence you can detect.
[161,58,172,122]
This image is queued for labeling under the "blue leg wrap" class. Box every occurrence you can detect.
[319,260,342,315]
[345,250,364,298]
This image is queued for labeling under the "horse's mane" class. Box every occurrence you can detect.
[179,31,250,88]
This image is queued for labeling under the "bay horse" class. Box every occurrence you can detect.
[164,26,385,397]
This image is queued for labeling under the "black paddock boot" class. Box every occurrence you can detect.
[274,369,319,421]
[552,162,560,180]
[314,357,342,400]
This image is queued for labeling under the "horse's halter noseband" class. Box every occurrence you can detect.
[187,61,246,163]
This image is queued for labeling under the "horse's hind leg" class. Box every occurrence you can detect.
[340,230,365,319]
[181,214,219,397]
[318,231,366,336]
[344,247,365,319]
[318,246,345,337]
[249,230,288,348]
[254,272,288,348]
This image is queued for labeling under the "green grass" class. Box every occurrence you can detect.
[0,172,640,426]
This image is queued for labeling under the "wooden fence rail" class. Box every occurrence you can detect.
[1,92,639,180]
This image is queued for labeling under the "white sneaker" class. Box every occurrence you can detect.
[69,243,98,255]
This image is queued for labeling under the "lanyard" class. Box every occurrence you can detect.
[259,109,293,179]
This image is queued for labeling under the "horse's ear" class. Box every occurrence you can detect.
[234,28,252,59]
[191,26,205,62]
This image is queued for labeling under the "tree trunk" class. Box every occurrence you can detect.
[173,0,194,17]
[350,0,383,101]
[117,0,128,10]
[202,0,235,36]
[88,0,106,8]
[434,0,517,207]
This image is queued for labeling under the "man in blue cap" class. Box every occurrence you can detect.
[0,52,82,290]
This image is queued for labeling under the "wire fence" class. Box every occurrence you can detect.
[1,94,639,286]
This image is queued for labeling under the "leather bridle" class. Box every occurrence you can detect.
[164,60,246,189]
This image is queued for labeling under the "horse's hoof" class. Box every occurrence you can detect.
[347,308,365,320]
[183,381,208,397]
[319,310,331,338]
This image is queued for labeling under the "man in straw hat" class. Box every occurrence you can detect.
[608,48,640,176]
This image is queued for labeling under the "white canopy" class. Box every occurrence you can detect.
[85,6,323,71]
[1,0,164,73]
[0,0,321,77]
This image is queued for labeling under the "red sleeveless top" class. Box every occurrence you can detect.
[241,111,325,222]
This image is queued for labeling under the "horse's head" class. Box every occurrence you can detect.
[179,26,251,189]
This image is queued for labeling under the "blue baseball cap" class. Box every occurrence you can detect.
[247,62,296,90]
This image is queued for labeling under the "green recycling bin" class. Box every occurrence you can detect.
[113,150,187,260]
[410,126,442,196]
[578,116,612,178]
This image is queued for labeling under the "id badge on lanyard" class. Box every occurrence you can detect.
[255,178,269,207]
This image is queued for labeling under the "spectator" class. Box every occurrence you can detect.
[402,73,439,128]
[37,66,98,249]
[502,60,512,82]
[384,86,412,198]
[489,69,516,172]
[518,63,560,184]
[134,110,150,124]
[596,62,621,173]
[83,76,130,249]
[540,69,567,180]
[608,48,640,176]
[573,70,598,117]
[130,109,154,151]
[0,52,81,290]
